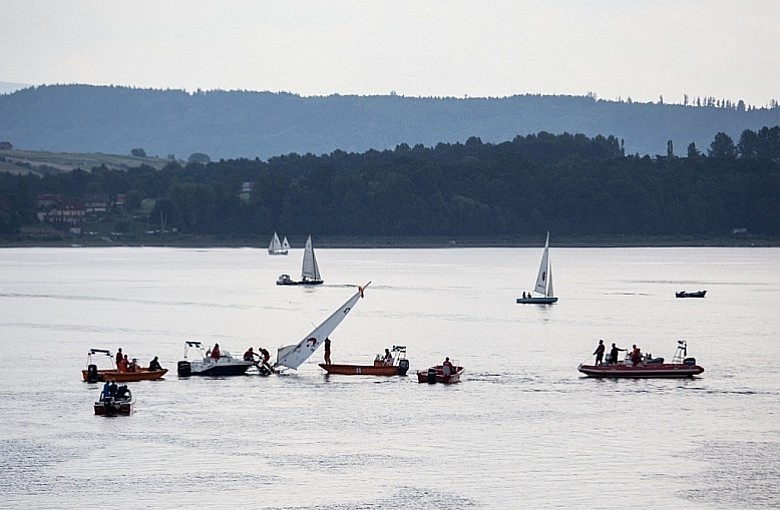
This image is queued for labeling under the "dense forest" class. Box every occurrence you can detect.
[1,85,779,160]
[1,129,778,241]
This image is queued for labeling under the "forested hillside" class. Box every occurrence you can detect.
[1,130,778,241]
[1,85,778,160]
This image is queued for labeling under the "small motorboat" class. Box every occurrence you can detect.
[417,363,464,384]
[177,341,254,377]
[319,345,410,376]
[94,385,135,416]
[82,348,168,382]
[578,340,704,378]
[676,290,706,298]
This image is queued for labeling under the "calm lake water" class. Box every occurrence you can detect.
[1,246,778,509]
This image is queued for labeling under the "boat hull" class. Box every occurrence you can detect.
[676,290,706,298]
[417,366,464,384]
[516,297,558,304]
[82,368,167,382]
[319,363,407,376]
[578,363,704,378]
[94,398,134,415]
[183,360,254,377]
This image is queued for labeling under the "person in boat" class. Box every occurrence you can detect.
[100,380,111,401]
[108,380,118,398]
[522,291,526,299]
[207,343,221,360]
[254,346,275,374]
[243,347,257,362]
[116,385,129,399]
[593,339,605,365]
[324,338,332,365]
[608,343,626,364]
[630,345,642,366]
[148,356,163,371]
[383,348,393,365]
[115,348,123,365]
[117,354,129,373]
[442,357,454,375]
[128,357,138,372]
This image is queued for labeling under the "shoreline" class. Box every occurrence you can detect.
[1,234,775,249]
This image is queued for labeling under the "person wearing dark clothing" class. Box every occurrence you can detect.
[324,338,332,365]
[149,356,163,371]
[593,339,605,365]
[608,343,626,364]
[108,380,118,398]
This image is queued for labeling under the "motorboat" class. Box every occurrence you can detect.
[578,340,704,378]
[94,385,135,416]
[177,341,254,377]
[676,290,706,298]
[417,363,464,384]
[319,345,410,376]
[82,348,168,382]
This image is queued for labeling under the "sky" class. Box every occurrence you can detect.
[1,0,778,106]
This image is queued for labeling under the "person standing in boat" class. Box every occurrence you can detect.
[442,357,454,375]
[324,338,332,365]
[608,343,626,364]
[593,339,605,365]
[257,346,275,374]
[115,348,123,366]
[108,380,118,398]
[383,348,393,365]
[207,343,221,360]
[630,345,642,366]
[100,380,111,400]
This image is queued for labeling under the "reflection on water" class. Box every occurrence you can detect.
[0,247,778,509]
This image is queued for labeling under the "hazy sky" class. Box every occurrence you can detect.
[2,0,777,106]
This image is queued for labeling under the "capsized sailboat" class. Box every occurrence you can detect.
[268,231,289,255]
[516,231,558,304]
[277,234,323,285]
[274,283,370,371]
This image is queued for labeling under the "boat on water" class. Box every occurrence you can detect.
[277,235,323,285]
[676,290,706,298]
[417,363,464,384]
[319,345,410,376]
[94,385,135,416]
[578,340,704,378]
[177,341,254,377]
[268,231,289,255]
[516,231,558,304]
[274,283,370,371]
[82,348,168,382]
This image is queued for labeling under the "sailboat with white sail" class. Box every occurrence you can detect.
[277,234,323,285]
[516,231,558,304]
[274,283,370,371]
[268,231,289,255]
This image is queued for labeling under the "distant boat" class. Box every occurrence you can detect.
[676,290,706,298]
[268,231,289,255]
[516,232,558,304]
[277,235,323,285]
[578,340,704,378]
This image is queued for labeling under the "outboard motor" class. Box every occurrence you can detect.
[426,367,437,384]
[397,358,410,376]
[86,364,99,383]
[683,357,697,366]
[177,360,192,377]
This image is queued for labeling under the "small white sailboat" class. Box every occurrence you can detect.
[274,283,370,370]
[276,234,324,285]
[517,231,558,304]
[268,231,289,255]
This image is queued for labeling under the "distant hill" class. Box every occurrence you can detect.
[0,81,30,95]
[0,148,175,175]
[0,84,778,160]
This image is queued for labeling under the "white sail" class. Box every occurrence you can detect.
[268,232,282,252]
[546,262,554,297]
[282,236,290,250]
[275,282,370,370]
[301,235,321,281]
[533,231,551,295]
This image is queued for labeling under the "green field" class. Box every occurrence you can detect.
[0,148,176,174]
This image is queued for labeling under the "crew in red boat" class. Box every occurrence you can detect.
[630,345,642,366]
[383,348,393,365]
[593,339,605,365]
[324,338,332,365]
[117,354,129,373]
[115,348,123,365]
[608,343,626,364]
[208,343,221,359]
[149,356,164,371]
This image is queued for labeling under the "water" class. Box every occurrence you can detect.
[0,247,778,509]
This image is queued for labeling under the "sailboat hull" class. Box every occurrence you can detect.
[516,296,558,304]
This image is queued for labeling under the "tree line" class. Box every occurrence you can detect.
[1,129,778,238]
